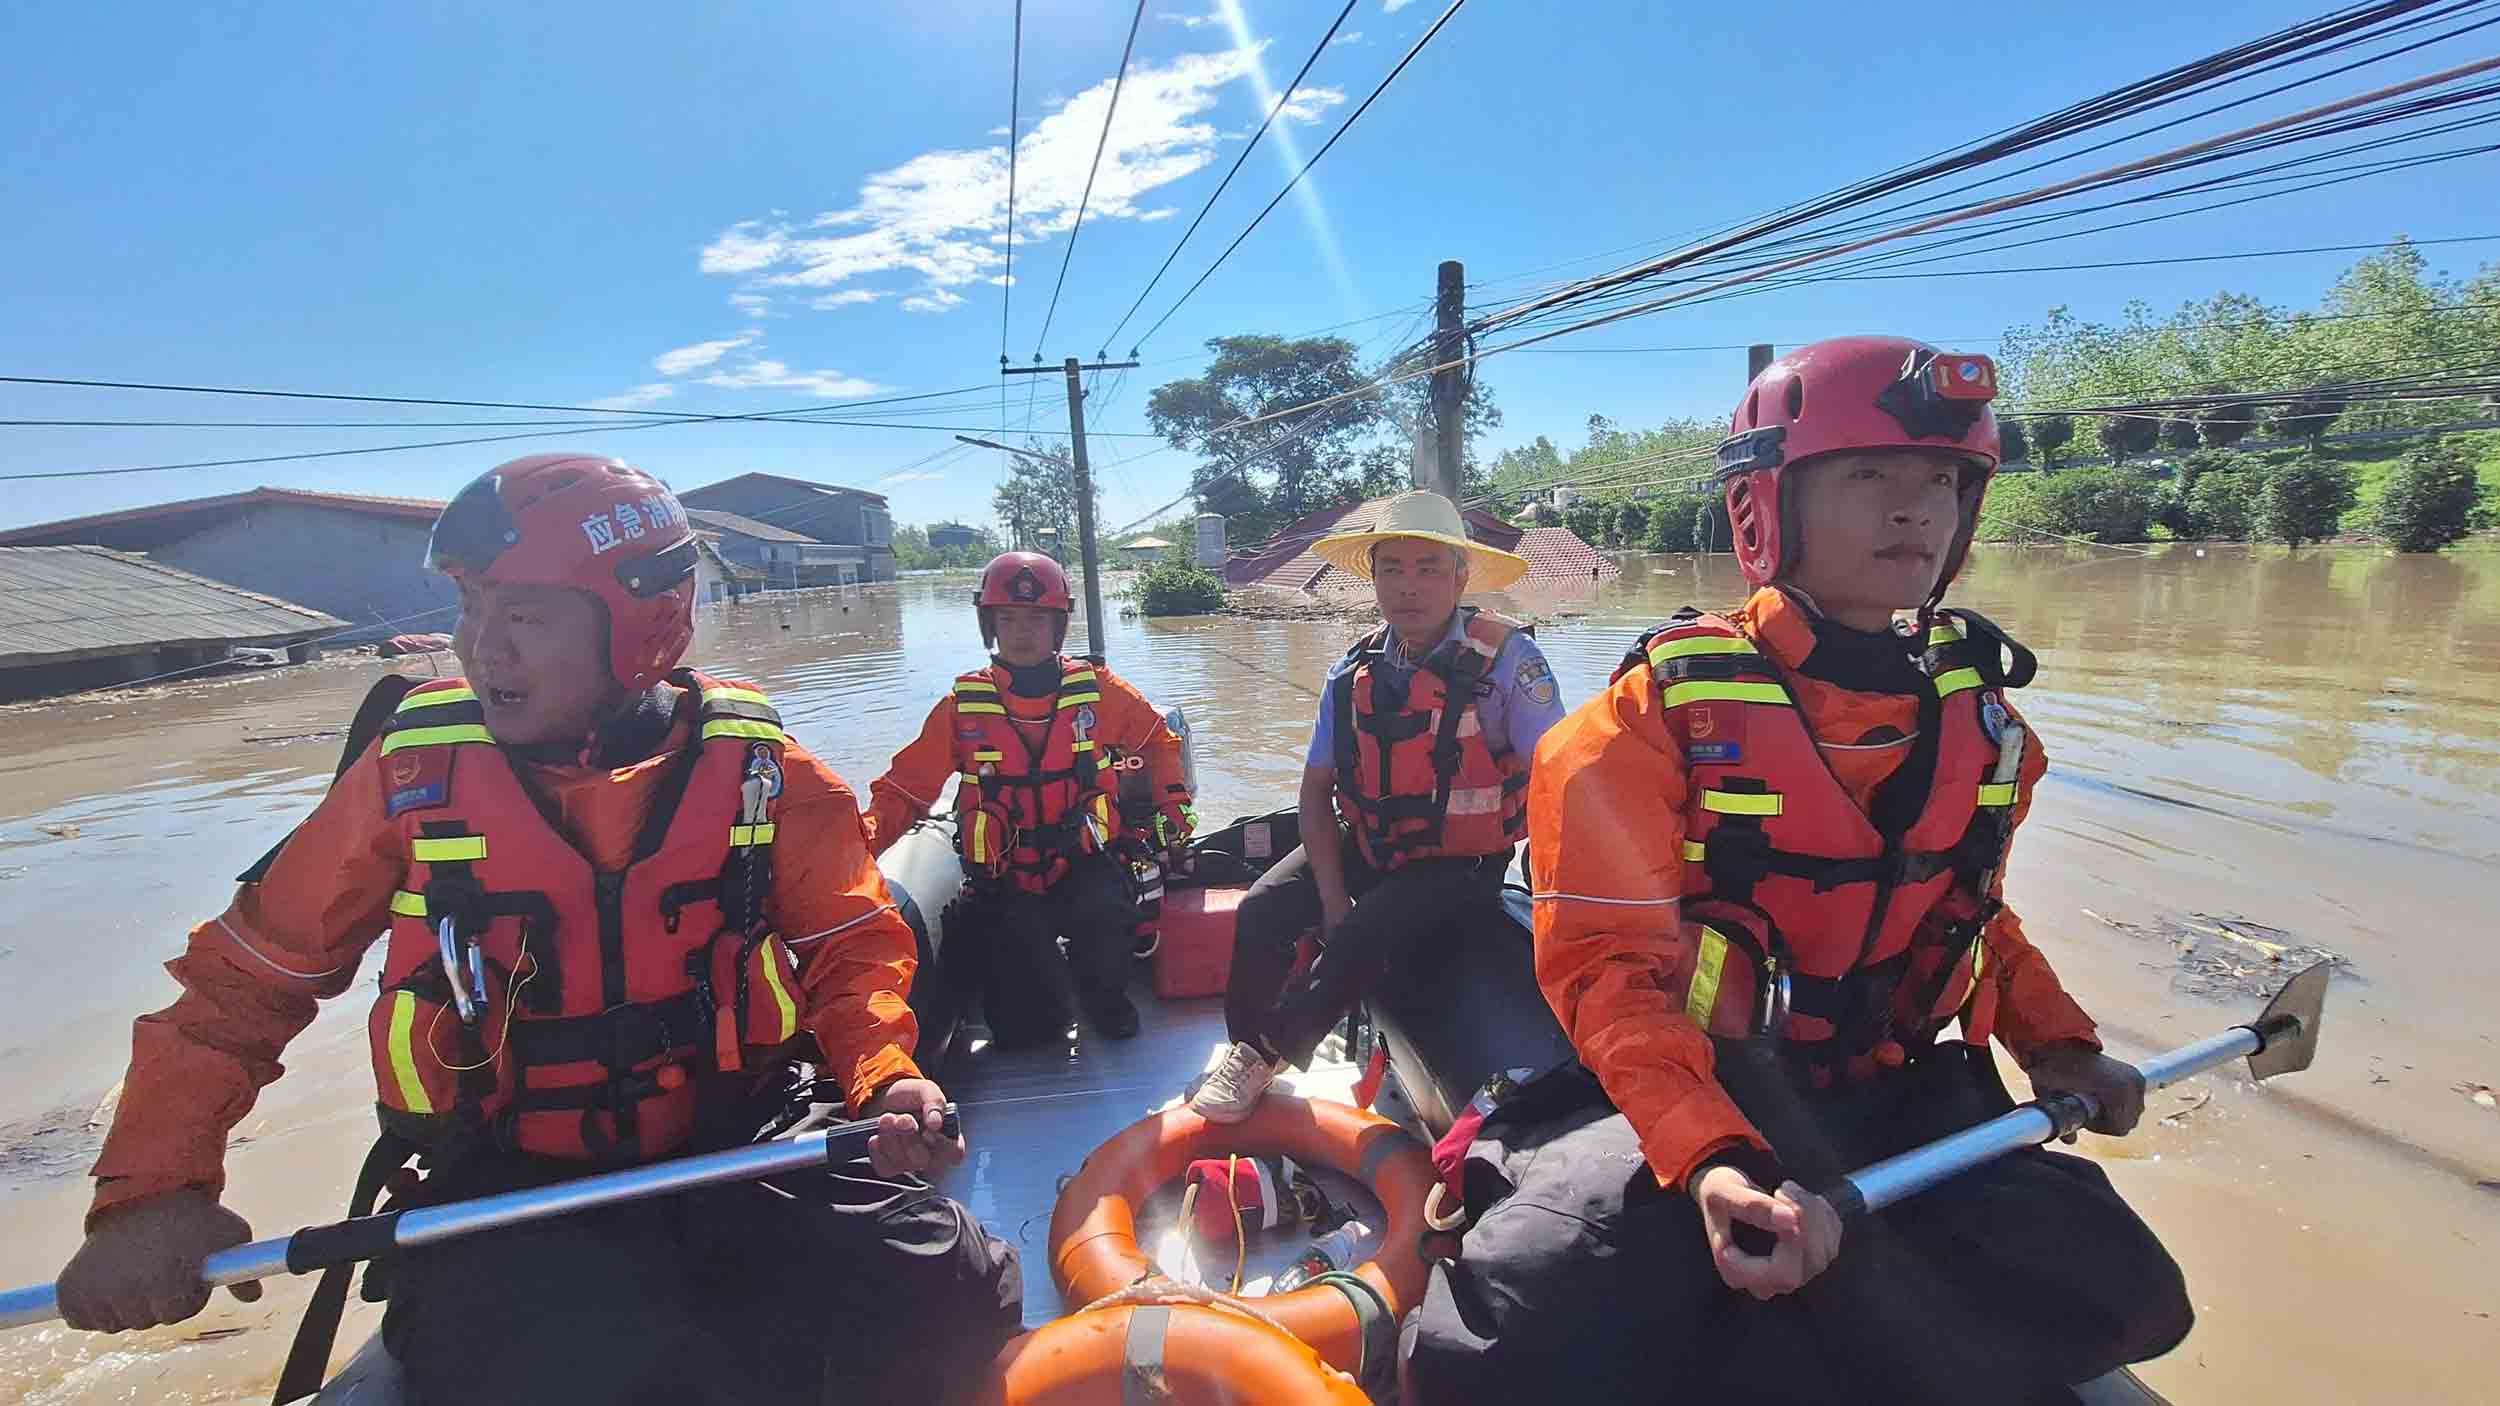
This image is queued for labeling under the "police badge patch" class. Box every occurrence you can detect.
[1516,653,1558,707]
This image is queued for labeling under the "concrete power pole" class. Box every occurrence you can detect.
[998,355,1138,662]
[1427,259,1467,505]
[1748,343,1775,382]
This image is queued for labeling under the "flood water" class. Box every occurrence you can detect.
[3,540,2497,1400]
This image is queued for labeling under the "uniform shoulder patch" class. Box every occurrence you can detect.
[382,743,456,817]
[1514,650,1558,707]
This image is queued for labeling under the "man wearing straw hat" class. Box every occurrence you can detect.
[1191,492,1567,1121]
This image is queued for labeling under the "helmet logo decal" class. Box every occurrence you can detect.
[581,513,621,555]
[1012,569,1041,602]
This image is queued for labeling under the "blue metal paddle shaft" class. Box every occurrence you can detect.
[0,1105,948,1332]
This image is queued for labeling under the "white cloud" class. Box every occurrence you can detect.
[1383,0,1417,11]
[589,383,676,411]
[698,46,1269,314]
[1159,9,1222,28]
[728,291,774,318]
[878,468,951,486]
[809,289,889,309]
[698,359,886,399]
[1330,30,1365,45]
[652,330,760,375]
[1276,85,1347,124]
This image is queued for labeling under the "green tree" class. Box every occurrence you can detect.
[2103,414,2161,465]
[2033,468,2158,542]
[1148,336,1385,545]
[1998,418,2030,465]
[2268,388,2349,447]
[2198,398,2259,448]
[2030,413,2074,469]
[2179,456,2264,541]
[1563,498,1608,544]
[2374,437,2483,552]
[1643,486,1731,552]
[2256,455,2358,548]
[2160,416,2201,452]
[991,441,1093,557]
[1614,501,1650,548]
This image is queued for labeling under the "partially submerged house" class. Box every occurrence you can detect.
[0,545,343,699]
[0,487,453,641]
[678,472,897,585]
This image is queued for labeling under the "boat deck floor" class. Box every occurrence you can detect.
[925,974,1396,1327]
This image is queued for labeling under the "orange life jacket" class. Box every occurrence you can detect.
[951,658,1122,894]
[367,671,805,1163]
[1330,608,1529,871]
[1617,608,2033,1079]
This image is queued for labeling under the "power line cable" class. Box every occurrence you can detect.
[1128,0,1472,352]
[1030,0,1150,359]
[1095,0,1364,354]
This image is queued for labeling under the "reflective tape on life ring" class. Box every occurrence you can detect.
[982,1303,1369,1404]
[1048,1093,1436,1382]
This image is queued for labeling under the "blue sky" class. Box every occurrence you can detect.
[3,0,2495,537]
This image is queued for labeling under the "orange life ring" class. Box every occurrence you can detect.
[976,1303,1371,1405]
[1048,1094,1435,1387]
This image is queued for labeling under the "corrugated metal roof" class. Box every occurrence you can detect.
[0,485,446,549]
[0,546,345,668]
[684,508,820,543]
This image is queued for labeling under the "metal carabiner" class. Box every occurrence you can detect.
[1757,957,1792,1041]
[437,916,479,1026]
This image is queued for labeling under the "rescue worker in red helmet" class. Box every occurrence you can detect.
[864,550,1194,1045]
[1405,341,2192,1403]
[1191,492,1569,1122]
[55,455,1021,1404]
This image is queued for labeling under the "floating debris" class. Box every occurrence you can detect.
[35,823,80,839]
[2160,1088,2215,1127]
[2456,1082,2497,1112]
[2084,907,2350,999]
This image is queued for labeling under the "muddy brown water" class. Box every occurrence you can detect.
[2,541,2496,1401]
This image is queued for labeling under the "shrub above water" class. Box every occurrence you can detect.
[1130,559,1228,616]
[2256,455,2359,548]
[2374,438,2485,553]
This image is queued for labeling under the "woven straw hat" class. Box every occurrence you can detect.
[1311,491,1529,592]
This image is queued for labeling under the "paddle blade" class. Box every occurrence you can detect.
[2247,961,2330,1082]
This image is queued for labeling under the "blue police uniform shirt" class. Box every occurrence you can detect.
[1304,610,1567,769]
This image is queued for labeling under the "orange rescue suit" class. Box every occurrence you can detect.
[1527,588,2100,1192]
[1329,608,1529,870]
[88,673,921,1225]
[366,673,808,1161]
[865,656,1191,887]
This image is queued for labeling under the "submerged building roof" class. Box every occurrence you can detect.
[0,546,344,668]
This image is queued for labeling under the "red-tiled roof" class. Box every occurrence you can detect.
[0,486,445,549]
[1514,526,1622,587]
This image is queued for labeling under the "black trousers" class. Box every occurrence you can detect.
[953,851,1138,1045]
[1404,1045,2193,1406]
[1222,832,1507,1067]
[382,1153,1023,1406]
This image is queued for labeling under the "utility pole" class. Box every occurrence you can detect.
[977,353,1137,662]
[1428,259,1466,505]
[1748,343,1775,381]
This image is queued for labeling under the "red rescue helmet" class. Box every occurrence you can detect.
[428,453,700,691]
[975,551,1075,611]
[974,550,1074,652]
[1716,336,2002,596]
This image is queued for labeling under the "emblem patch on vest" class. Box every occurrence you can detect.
[746,742,784,799]
[1682,702,1746,766]
[1686,740,1744,765]
[384,746,454,817]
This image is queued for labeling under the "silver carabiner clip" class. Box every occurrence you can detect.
[437,916,479,1026]
[1757,958,1792,1041]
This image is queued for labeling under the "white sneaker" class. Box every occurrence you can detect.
[1190,1042,1277,1123]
